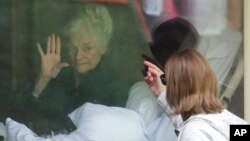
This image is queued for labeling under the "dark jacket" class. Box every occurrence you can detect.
[12,56,140,135]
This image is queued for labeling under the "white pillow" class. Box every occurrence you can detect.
[6,103,149,141]
[126,81,163,127]
[0,122,7,141]
[68,102,149,141]
[126,81,177,141]
[6,118,44,141]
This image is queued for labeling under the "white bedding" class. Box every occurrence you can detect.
[0,122,6,141]
[126,81,177,141]
[5,81,178,141]
[6,103,149,141]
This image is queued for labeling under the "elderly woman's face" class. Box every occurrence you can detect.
[69,26,104,74]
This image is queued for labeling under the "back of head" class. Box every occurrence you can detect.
[164,49,223,119]
[150,17,200,67]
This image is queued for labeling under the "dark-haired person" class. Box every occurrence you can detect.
[144,48,247,141]
[126,17,243,140]
[149,17,199,67]
[126,17,200,130]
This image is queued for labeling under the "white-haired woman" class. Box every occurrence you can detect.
[14,3,122,136]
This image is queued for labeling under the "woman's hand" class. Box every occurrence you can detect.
[144,61,166,96]
[37,34,69,78]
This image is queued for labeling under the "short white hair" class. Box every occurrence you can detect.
[69,4,113,52]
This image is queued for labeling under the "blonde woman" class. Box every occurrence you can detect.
[144,48,247,141]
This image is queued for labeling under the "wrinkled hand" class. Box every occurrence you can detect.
[37,34,69,78]
[144,61,166,96]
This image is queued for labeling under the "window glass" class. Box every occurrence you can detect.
[0,0,244,137]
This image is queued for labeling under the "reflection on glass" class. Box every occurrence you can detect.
[0,0,244,140]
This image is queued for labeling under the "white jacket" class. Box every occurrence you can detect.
[157,91,248,141]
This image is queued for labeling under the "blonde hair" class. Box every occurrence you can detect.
[165,49,223,119]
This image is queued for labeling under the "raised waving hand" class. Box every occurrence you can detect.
[32,34,69,97]
[37,34,69,78]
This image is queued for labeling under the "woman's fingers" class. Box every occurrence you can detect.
[148,66,163,77]
[46,34,61,54]
[58,63,70,70]
[144,61,162,72]
[148,67,163,83]
[51,34,56,53]
[147,71,154,82]
[144,61,163,81]
[144,68,159,83]
[56,35,61,55]
[51,63,70,78]
[46,36,51,54]
[37,42,44,57]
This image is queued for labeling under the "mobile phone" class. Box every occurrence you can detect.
[142,54,163,76]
